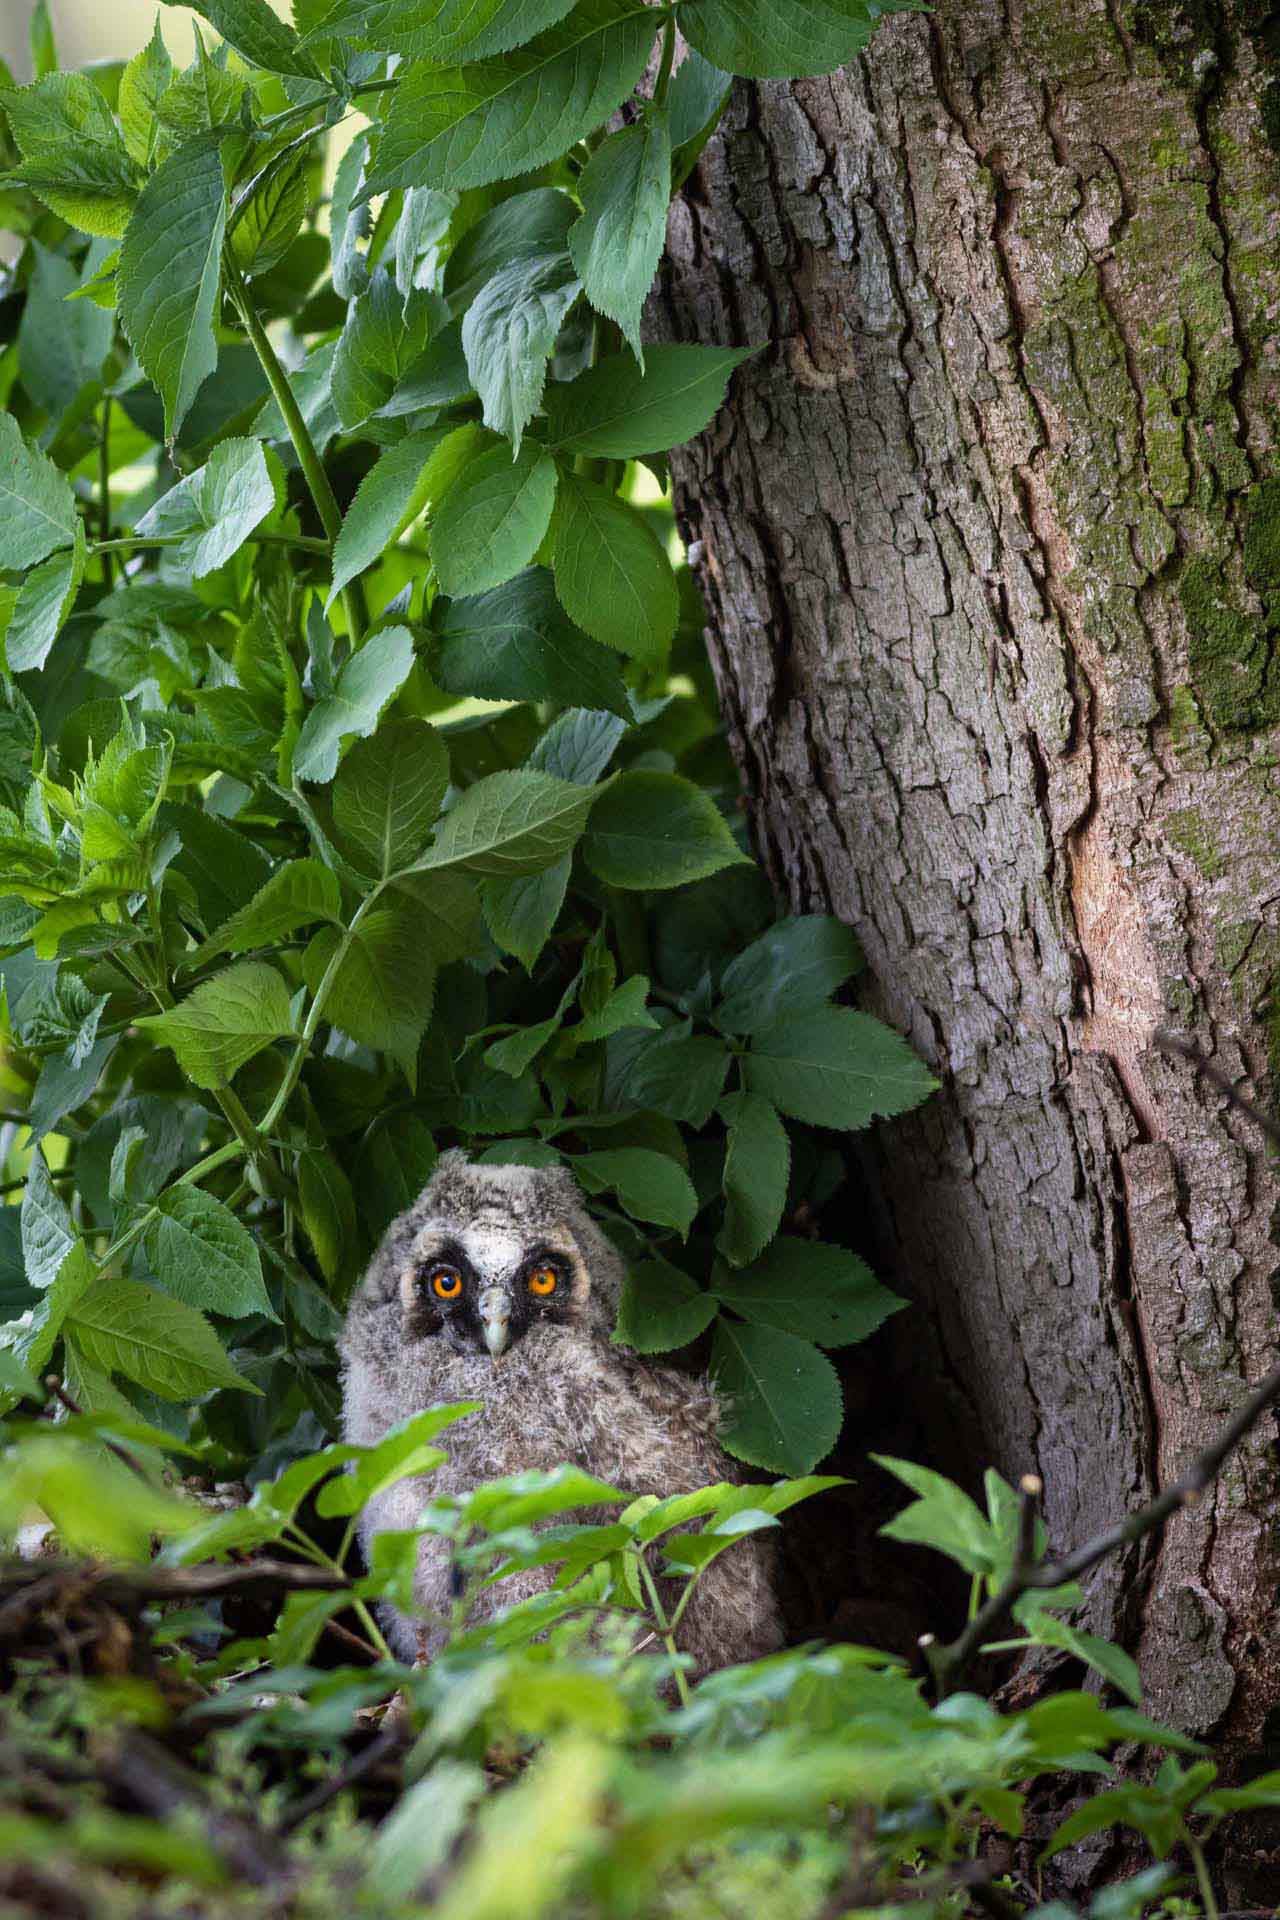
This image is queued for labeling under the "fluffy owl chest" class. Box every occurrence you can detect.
[405,1325,619,1479]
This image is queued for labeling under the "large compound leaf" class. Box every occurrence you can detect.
[304,0,577,60]
[303,905,436,1074]
[118,139,226,443]
[572,1147,698,1235]
[614,1257,716,1353]
[569,113,670,363]
[716,914,862,1033]
[361,0,657,197]
[330,273,436,429]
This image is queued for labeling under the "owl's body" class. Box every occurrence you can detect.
[339,1153,783,1672]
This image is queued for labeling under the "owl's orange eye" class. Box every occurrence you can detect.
[529,1265,559,1297]
[431,1267,463,1300]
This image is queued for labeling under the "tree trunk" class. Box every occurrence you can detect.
[654,0,1280,1761]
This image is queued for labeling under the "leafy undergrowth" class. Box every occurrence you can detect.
[5,1400,1280,1919]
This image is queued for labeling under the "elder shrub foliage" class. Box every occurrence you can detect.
[0,0,935,1475]
[2,4,1272,1916]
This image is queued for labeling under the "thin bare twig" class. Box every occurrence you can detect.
[276,1723,406,1836]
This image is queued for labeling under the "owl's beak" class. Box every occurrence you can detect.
[478,1287,510,1360]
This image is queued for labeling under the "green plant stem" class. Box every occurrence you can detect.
[222,253,367,643]
[1187,1838,1220,1920]
[636,1552,691,1707]
[98,401,112,575]
[284,1522,393,1661]
[653,17,677,106]
[97,1141,246,1269]
[260,894,376,1133]
[91,531,330,558]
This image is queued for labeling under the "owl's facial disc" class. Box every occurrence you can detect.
[410,1227,581,1359]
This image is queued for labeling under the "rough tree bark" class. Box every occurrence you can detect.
[654,0,1280,1763]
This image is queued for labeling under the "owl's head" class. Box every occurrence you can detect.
[390,1153,617,1360]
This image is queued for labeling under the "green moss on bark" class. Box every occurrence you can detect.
[1178,481,1280,730]
[1167,806,1227,874]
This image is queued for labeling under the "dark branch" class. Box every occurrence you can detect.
[926,1364,1280,1696]
[276,1723,406,1835]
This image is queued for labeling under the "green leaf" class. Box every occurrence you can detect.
[329,129,369,301]
[133,436,282,577]
[437,568,629,718]
[353,1116,438,1238]
[17,239,114,422]
[530,708,626,784]
[4,521,87,674]
[430,440,558,599]
[716,915,862,1033]
[713,1238,904,1347]
[316,1405,472,1516]
[305,0,577,61]
[21,1148,76,1291]
[573,973,656,1044]
[328,427,447,610]
[1011,1607,1143,1705]
[387,870,482,964]
[414,768,599,878]
[569,113,670,363]
[0,413,78,571]
[137,959,293,1090]
[444,187,574,311]
[330,271,436,429]
[609,1020,729,1126]
[361,0,657,197]
[292,625,416,785]
[582,769,748,889]
[297,1149,357,1289]
[571,1147,698,1234]
[117,138,226,444]
[549,470,677,657]
[872,1455,996,1578]
[463,254,581,452]
[396,186,456,306]
[681,0,887,78]
[229,151,308,279]
[614,1257,716,1353]
[333,717,449,877]
[545,344,756,457]
[2,72,137,236]
[743,1006,937,1131]
[65,1272,259,1398]
[196,858,342,962]
[29,0,57,76]
[717,1090,789,1266]
[5,1242,96,1380]
[711,1319,842,1476]
[170,0,322,78]
[145,1187,275,1320]
[303,906,436,1074]
[118,20,173,167]
[668,48,732,188]
[480,858,571,970]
